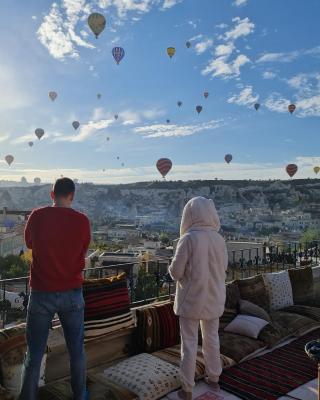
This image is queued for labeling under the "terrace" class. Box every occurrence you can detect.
[0,242,320,400]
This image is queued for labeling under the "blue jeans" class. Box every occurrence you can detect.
[19,288,86,400]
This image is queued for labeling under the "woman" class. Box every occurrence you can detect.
[169,197,228,399]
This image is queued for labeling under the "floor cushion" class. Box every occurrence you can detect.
[270,311,320,339]
[280,305,320,322]
[258,323,283,348]
[263,271,294,311]
[219,308,237,332]
[83,274,134,341]
[95,353,181,400]
[224,315,269,339]
[219,331,266,363]
[288,267,314,305]
[239,299,271,322]
[237,274,269,311]
[225,281,240,310]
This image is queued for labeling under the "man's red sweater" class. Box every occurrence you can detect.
[25,206,91,292]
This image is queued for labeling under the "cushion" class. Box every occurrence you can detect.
[288,267,314,305]
[219,331,266,363]
[280,305,320,322]
[83,274,134,341]
[270,311,320,338]
[95,353,181,400]
[224,315,269,339]
[237,275,269,311]
[258,323,283,348]
[225,281,240,310]
[239,300,271,322]
[263,271,294,311]
[219,308,238,332]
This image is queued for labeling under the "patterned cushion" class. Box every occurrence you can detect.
[288,267,314,305]
[83,274,134,341]
[135,301,179,353]
[96,353,181,400]
[237,274,269,311]
[263,271,294,311]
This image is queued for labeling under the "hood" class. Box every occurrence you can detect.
[180,196,221,236]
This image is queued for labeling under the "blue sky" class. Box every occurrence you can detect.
[0,0,319,183]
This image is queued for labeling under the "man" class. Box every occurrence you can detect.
[19,178,91,400]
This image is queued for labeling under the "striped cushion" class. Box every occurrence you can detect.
[83,274,134,341]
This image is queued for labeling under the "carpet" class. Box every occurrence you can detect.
[219,328,320,400]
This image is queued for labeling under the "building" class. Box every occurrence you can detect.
[0,209,30,257]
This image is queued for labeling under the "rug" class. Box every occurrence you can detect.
[219,328,320,400]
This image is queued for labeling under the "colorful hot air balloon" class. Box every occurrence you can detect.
[112,47,125,65]
[5,155,14,166]
[157,158,172,179]
[225,154,233,164]
[72,121,80,130]
[204,91,209,99]
[314,166,320,175]
[35,128,44,140]
[286,164,298,178]
[28,141,33,147]
[186,41,191,49]
[114,114,118,120]
[177,101,182,107]
[254,103,260,111]
[288,104,296,114]
[196,105,203,114]
[167,47,176,58]
[49,91,57,101]
[166,119,170,124]
[88,12,106,38]
[97,93,101,99]
[34,177,41,185]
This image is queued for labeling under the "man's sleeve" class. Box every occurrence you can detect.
[168,235,190,281]
[24,212,34,249]
[83,217,91,252]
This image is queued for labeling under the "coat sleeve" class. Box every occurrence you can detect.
[24,212,34,249]
[168,235,190,281]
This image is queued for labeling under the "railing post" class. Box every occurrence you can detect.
[156,261,160,299]
[240,250,244,279]
[255,248,259,275]
[294,243,297,268]
[2,279,6,327]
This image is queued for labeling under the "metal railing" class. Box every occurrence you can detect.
[0,241,319,328]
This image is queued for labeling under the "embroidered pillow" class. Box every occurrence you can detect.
[263,271,294,311]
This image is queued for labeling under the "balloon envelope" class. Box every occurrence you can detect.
[112,47,125,64]
[204,91,209,99]
[106,137,110,141]
[72,121,80,130]
[5,155,14,166]
[177,101,182,107]
[167,47,176,58]
[114,114,118,120]
[49,91,57,101]
[286,164,298,177]
[35,128,44,140]
[34,177,41,185]
[254,103,260,111]
[166,119,170,124]
[88,13,106,38]
[314,166,320,174]
[97,93,101,99]
[157,158,172,178]
[288,104,296,114]
[225,154,233,164]
[28,141,33,147]
[196,105,203,114]
[186,41,191,48]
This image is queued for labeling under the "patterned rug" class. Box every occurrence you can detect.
[219,328,320,400]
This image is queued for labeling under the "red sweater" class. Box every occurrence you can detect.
[25,206,91,292]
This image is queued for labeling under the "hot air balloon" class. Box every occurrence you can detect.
[28,141,33,147]
[186,41,191,49]
[114,114,119,120]
[286,164,298,178]
[288,104,296,114]
[112,47,125,65]
[72,121,80,130]
[166,119,170,124]
[167,47,176,58]
[121,163,124,167]
[102,169,106,172]
[225,154,233,164]
[106,137,110,141]
[21,177,27,184]
[314,166,320,175]
[5,155,14,166]
[254,103,260,111]
[196,105,203,114]
[97,93,102,99]
[49,91,57,101]
[204,91,209,99]
[117,156,120,160]
[34,177,41,185]
[177,101,182,107]
[35,128,44,140]
[88,12,106,38]
[157,158,172,179]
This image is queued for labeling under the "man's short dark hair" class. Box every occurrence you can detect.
[53,177,75,197]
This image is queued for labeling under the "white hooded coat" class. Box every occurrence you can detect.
[169,197,228,320]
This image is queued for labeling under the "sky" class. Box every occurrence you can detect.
[0,0,319,184]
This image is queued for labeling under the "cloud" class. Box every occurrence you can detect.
[296,95,320,118]
[0,134,9,143]
[161,0,182,9]
[194,38,213,55]
[233,0,248,6]
[56,119,114,142]
[257,51,299,63]
[215,43,235,57]
[228,86,259,107]
[202,54,250,79]
[134,120,224,138]
[224,17,255,41]
[262,71,276,79]
[264,93,290,113]
[286,72,320,97]
[216,23,228,29]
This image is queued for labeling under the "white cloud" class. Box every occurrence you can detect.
[195,39,213,55]
[264,93,290,113]
[56,119,114,142]
[215,23,228,29]
[262,71,276,79]
[161,0,182,9]
[224,17,255,41]
[296,95,320,117]
[134,120,224,138]
[0,134,9,143]
[31,15,38,20]
[257,51,299,63]
[233,0,248,6]
[215,43,235,57]
[202,54,250,79]
[228,86,259,107]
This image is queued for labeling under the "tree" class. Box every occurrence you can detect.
[300,229,320,246]
[159,233,170,246]
[0,254,30,279]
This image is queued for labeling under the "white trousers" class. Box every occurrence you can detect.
[179,317,222,393]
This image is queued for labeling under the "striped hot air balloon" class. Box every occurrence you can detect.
[286,164,298,178]
[156,158,172,179]
[112,47,125,65]
[167,47,176,58]
[288,104,296,114]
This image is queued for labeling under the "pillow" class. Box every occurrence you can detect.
[263,271,294,311]
[219,308,238,332]
[237,275,269,311]
[224,315,269,339]
[95,353,181,400]
[225,281,240,310]
[288,267,314,305]
[239,300,271,322]
[83,273,134,341]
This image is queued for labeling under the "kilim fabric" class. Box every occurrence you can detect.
[83,273,134,341]
[220,328,320,400]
